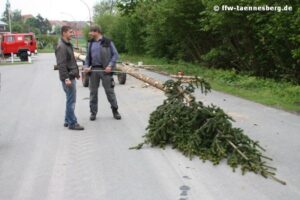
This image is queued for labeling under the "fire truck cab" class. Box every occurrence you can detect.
[0,32,37,61]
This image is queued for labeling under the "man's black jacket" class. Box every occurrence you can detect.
[55,38,80,81]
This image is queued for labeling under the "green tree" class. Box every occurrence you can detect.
[11,22,23,32]
[95,0,300,82]
[94,0,117,17]
[11,10,22,22]
[93,0,128,53]
[1,0,10,23]
[24,17,38,33]
[54,25,61,35]
[200,0,300,82]
[22,14,51,34]
[144,0,207,60]
[35,14,51,34]
[117,0,139,15]
[8,10,24,32]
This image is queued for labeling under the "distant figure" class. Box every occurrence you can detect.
[55,25,84,130]
[83,25,121,121]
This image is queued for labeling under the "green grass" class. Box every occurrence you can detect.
[38,37,87,53]
[38,48,54,53]
[0,61,30,66]
[76,38,87,48]
[71,37,87,49]
[120,54,300,113]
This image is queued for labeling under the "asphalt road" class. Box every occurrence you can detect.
[0,53,299,200]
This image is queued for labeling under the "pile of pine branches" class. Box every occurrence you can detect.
[130,78,286,185]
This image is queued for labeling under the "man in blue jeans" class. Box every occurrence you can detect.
[55,26,84,130]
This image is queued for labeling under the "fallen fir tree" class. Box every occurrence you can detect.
[72,53,286,184]
[130,78,286,185]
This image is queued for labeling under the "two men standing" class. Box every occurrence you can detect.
[55,25,121,131]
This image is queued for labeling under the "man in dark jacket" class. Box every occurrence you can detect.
[55,26,84,130]
[83,25,121,121]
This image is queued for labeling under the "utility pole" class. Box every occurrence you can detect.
[110,0,114,15]
[79,0,92,26]
[6,0,12,33]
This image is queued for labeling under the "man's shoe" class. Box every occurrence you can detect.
[90,114,96,121]
[69,123,84,130]
[112,108,121,120]
[64,122,68,127]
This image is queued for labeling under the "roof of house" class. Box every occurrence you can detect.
[0,20,7,26]
[22,14,34,21]
[49,20,88,29]
[49,20,66,26]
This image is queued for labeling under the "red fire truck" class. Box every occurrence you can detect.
[0,32,37,61]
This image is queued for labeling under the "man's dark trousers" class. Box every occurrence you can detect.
[89,70,118,115]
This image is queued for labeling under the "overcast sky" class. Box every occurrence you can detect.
[0,0,99,21]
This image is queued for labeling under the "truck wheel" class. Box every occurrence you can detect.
[117,72,126,85]
[20,51,28,61]
[82,71,89,87]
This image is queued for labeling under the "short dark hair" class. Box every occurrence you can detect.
[89,25,102,33]
[61,25,72,35]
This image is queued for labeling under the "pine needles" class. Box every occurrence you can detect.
[130,78,286,185]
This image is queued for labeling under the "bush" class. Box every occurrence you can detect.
[37,35,59,49]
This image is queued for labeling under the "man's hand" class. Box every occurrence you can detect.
[65,79,72,87]
[84,67,92,73]
[104,66,112,73]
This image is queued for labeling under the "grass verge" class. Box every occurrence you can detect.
[38,48,54,53]
[120,54,300,113]
[0,61,30,66]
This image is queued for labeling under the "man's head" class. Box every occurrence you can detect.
[61,26,73,41]
[89,25,102,40]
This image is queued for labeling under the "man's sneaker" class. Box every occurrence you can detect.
[90,114,96,121]
[64,122,68,127]
[112,108,121,120]
[69,123,84,130]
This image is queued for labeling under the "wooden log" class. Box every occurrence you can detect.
[74,52,86,61]
[170,75,198,79]
[74,52,164,90]
[74,52,194,102]
[117,63,165,91]
[125,62,198,82]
